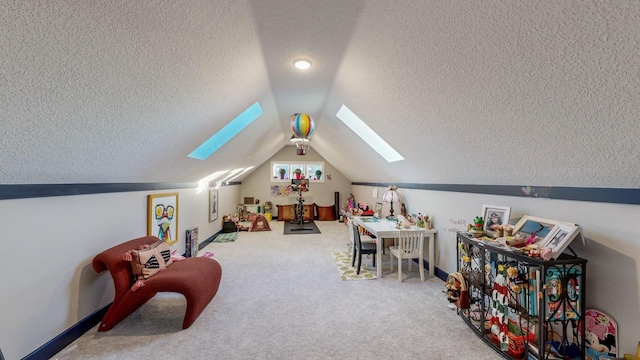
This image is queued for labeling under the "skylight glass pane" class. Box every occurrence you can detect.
[336,104,404,162]
[188,102,263,160]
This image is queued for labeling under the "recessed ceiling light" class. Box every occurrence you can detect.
[293,59,312,70]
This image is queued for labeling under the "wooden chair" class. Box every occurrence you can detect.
[351,222,377,274]
[346,218,374,265]
[389,230,425,281]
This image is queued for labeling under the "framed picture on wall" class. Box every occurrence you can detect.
[147,192,179,245]
[209,189,218,222]
[481,204,511,235]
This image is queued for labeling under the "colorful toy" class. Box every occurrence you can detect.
[579,309,618,360]
[469,216,486,237]
[490,264,510,352]
[474,216,484,229]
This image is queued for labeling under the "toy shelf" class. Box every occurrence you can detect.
[456,231,587,360]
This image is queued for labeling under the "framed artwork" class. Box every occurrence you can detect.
[481,204,511,235]
[373,202,383,219]
[147,192,178,245]
[543,222,580,259]
[512,215,563,245]
[209,189,218,222]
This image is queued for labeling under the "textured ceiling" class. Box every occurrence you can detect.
[2,1,639,187]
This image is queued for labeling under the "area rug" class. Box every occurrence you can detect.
[283,221,321,235]
[212,232,238,243]
[331,251,376,280]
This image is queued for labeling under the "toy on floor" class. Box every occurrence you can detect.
[578,309,618,360]
[225,214,248,231]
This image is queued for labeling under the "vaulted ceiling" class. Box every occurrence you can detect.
[3,1,639,187]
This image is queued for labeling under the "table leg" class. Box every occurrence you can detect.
[428,234,435,277]
[377,237,382,278]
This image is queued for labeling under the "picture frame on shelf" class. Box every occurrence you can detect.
[147,192,179,245]
[512,215,562,245]
[481,204,511,236]
[543,222,580,259]
[373,202,383,219]
[209,189,218,222]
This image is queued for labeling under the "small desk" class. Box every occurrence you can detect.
[353,217,437,279]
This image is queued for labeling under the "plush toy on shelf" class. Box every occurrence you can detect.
[469,216,485,237]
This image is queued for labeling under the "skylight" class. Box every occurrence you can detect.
[335,104,404,162]
[188,102,263,160]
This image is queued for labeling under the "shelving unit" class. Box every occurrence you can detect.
[456,231,587,360]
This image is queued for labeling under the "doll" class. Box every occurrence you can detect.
[231,213,249,231]
[346,194,356,211]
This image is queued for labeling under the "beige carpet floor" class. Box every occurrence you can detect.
[53,220,502,360]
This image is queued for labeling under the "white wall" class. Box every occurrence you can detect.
[352,184,640,355]
[3,182,637,357]
[240,146,352,217]
[0,185,239,360]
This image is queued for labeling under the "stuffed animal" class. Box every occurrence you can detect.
[445,274,462,303]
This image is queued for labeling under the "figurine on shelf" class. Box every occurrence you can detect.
[473,216,484,231]
[468,216,485,237]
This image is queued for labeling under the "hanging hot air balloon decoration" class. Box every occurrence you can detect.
[290,113,315,155]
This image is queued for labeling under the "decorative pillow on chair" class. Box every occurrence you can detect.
[124,240,172,291]
[303,203,315,221]
[277,204,295,221]
[316,205,336,221]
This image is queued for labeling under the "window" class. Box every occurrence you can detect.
[271,161,324,183]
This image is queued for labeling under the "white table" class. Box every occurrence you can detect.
[353,217,437,279]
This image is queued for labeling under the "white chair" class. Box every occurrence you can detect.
[389,230,425,281]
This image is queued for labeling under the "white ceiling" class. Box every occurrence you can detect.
[3,1,639,187]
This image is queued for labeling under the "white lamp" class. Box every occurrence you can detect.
[382,185,400,218]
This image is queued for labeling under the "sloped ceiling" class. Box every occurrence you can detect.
[3,1,639,187]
